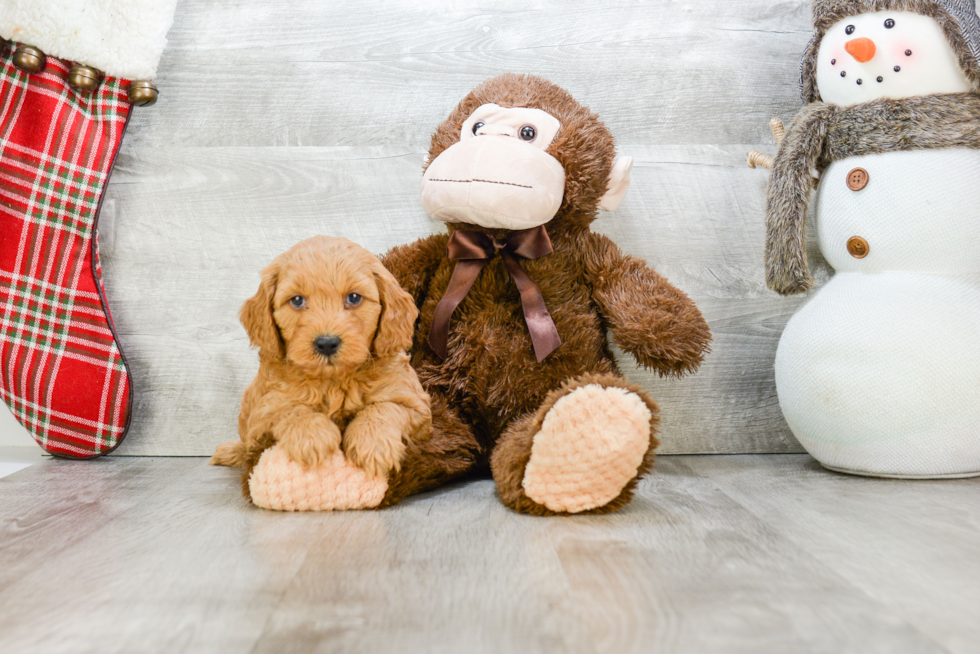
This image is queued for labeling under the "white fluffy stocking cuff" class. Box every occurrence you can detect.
[0,0,178,79]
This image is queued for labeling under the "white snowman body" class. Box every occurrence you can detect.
[774,11,980,476]
[776,149,980,476]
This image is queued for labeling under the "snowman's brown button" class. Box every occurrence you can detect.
[847,236,869,258]
[846,167,869,191]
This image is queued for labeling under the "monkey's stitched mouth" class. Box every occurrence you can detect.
[428,178,532,189]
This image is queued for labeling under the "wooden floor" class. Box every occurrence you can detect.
[1,455,978,654]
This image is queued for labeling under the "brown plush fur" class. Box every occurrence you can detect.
[766,92,980,294]
[800,0,980,103]
[210,236,431,495]
[380,74,712,514]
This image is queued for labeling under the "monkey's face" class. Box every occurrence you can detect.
[421,103,566,230]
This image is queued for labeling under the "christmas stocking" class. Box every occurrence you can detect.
[0,1,178,457]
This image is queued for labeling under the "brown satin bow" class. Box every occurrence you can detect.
[428,226,562,363]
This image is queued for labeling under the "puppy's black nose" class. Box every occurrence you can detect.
[313,335,342,357]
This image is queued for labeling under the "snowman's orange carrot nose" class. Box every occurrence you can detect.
[845,37,876,62]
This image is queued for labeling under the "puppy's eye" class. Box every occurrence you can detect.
[345,293,362,307]
[472,121,485,135]
[845,24,855,35]
[289,295,306,309]
[519,125,536,141]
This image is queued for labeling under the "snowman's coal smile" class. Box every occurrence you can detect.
[831,51,910,86]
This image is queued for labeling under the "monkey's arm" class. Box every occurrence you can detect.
[380,233,449,306]
[583,232,711,377]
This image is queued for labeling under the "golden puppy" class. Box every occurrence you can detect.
[211,236,430,479]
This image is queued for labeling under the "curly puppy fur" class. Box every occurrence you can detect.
[210,236,431,496]
[766,93,980,294]
[800,0,980,104]
[379,74,712,514]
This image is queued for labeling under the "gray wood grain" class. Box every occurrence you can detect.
[700,455,980,654]
[1,455,977,653]
[98,0,823,455]
[130,0,812,149]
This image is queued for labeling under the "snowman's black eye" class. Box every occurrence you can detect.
[845,25,855,35]
[472,121,485,135]
[519,125,536,141]
[884,18,895,28]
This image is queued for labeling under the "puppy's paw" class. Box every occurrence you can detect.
[210,440,246,467]
[343,419,406,478]
[278,412,342,468]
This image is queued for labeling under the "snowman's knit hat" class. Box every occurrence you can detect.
[800,0,980,102]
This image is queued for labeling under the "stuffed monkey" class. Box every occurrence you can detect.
[247,74,711,514]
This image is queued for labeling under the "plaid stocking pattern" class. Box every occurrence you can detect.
[0,44,133,457]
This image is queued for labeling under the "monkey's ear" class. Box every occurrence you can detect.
[240,262,285,361]
[599,156,633,212]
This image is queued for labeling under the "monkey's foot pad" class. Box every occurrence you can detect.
[249,445,387,511]
[522,384,652,513]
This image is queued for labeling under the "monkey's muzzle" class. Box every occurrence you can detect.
[421,136,566,230]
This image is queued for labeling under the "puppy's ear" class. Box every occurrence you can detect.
[240,262,285,360]
[371,258,418,358]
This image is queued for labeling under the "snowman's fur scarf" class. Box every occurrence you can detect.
[801,0,980,103]
[766,92,980,294]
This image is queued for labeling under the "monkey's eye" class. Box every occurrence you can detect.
[884,18,894,28]
[289,295,306,309]
[345,293,362,307]
[472,121,485,135]
[845,24,855,34]
[519,125,536,141]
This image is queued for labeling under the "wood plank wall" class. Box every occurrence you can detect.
[104,0,824,455]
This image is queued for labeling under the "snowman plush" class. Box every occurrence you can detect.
[760,0,980,477]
